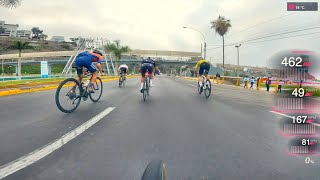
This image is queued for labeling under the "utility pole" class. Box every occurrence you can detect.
[204,42,206,60]
[235,44,242,66]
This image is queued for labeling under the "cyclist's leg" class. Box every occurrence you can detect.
[85,62,98,93]
[205,64,210,81]
[140,65,147,92]
[75,58,86,82]
[70,58,86,93]
[149,66,154,86]
[198,64,205,86]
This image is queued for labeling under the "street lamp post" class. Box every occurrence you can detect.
[235,44,242,66]
[183,26,206,60]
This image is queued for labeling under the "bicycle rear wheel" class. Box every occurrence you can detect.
[146,76,150,96]
[198,82,201,94]
[119,76,123,87]
[143,80,147,101]
[55,78,81,113]
[141,160,166,180]
[204,79,211,98]
[89,77,103,102]
[122,77,126,87]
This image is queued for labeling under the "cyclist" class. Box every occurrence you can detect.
[139,57,157,93]
[194,59,210,89]
[118,64,129,81]
[74,50,105,93]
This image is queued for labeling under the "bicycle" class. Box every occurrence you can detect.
[119,72,126,87]
[197,69,211,98]
[142,70,151,101]
[141,160,166,180]
[55,67,103,113]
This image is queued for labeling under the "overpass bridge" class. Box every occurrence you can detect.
[0,50,200,75]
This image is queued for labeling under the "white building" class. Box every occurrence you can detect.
[16,30,31,39]
[50,36,65,42]
[0,20,19,37]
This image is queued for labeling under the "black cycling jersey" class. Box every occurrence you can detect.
[141,58,156,67]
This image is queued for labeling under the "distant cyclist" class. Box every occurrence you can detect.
[139,57,157,93]
[118,64,129,81]
[195,59,210,88]
[74,50,105,93]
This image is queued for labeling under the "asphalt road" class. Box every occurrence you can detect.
[0,75,319,180]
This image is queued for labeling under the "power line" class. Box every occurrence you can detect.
[207,31,320,51]
[207,26,320,47]
[241,31,320,45]
[240,27,320,44]
[226,12,298,38]
[248,22,319,38]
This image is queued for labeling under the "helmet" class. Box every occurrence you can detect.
[93,50,103,56]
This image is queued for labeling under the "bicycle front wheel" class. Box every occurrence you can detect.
[89,77,103,102]
[141,160,166,180]
[55,78,81,113]
[204,79,212,98]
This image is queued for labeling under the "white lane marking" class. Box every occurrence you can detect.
[0,107,116,179]
[269,111,293,119]
[269,110,320,127]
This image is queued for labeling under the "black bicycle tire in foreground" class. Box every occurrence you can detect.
[141,160,166,180]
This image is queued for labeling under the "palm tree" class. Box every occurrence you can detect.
[104,40,130,74]
[9,41,33,57]
[0,0,22,8]
[8,41,33,76]
[210,16,232,68]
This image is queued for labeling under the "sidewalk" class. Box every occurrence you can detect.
[181,77,320,97]
[0,75,139,97]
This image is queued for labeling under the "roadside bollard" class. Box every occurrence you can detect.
[221,78,225,84]
[246,81,249,89]
[215,77,219,84]
[275,81,279,93]
[236,79,239,87]
[257,79,261,91]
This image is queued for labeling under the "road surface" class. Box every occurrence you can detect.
[0,75,318,180]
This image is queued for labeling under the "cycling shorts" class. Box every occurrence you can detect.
[140,63,154,76]
[198,62,210,75]
[75,57,97,74]
[120,67,128,74]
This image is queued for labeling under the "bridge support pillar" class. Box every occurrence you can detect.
[48,64,52,75]
[14,65,21,80]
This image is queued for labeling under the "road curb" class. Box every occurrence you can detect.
[0,75,139,97]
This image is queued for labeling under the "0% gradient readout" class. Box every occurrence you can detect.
[305,157,315,165]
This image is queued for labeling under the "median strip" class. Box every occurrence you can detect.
[0,75,139,97]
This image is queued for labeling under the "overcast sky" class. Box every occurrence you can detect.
[0,0,319,67]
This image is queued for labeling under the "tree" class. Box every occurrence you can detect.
[8,41,33,76]
[0,0,22,8]
[39,34,48,40]
[0,26,5,34]
[104,40,130,74]
[42,34,48,40]
[210,16,232,68]
[70,37,79,42]
[8,41,33,57]
[31,27,44,40]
